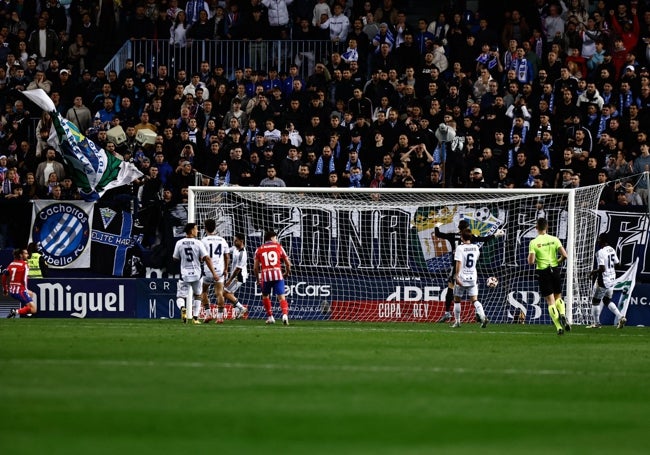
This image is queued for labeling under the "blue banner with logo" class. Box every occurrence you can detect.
[30,200,93,268]
[91,204,143,277]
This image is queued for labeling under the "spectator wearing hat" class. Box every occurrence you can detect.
[494,163,514,188]
[213,159,231,186]
[54,68,75,112]
[557,167,576,188]
[467,167,489,188]
[609,186,631,209]
[249,130,267,156]
[536,154,556,187]
[168,160,196,200]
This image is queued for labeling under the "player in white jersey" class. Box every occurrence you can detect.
[201,219,230,323]
[589,234,627,329]
[452,228,488,328]
[173,223,219,324]
[224,233,249,319]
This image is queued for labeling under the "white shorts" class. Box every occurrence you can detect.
[203,266,225,285]
[180,278,203,297]
[203,273,225,285]
[592,283,613,301]
[225,279,243,294]
[454,283,478,299]
[176,280,190,298]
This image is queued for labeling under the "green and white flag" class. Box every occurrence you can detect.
[22,89,143,201]
[613,257,638,317]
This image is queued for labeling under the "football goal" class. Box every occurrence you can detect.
[188,185,604,325]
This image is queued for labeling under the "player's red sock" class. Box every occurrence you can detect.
[280,299,288,315]
[262,297,272,316]
[18,306,31,316]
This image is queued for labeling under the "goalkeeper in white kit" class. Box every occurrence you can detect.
[589,234,627,329]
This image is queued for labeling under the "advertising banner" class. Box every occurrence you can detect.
[28,279,136,318]
[12,276,648,326]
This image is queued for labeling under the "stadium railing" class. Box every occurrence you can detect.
[105,39,335,80]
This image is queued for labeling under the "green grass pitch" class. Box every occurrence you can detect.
[1,319,649,454]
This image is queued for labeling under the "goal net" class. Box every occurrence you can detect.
[188,186,604,325]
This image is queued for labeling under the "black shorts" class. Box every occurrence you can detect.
[536,267,562,297]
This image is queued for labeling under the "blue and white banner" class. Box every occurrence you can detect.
[30,200,94,268]
[91,205,143,277]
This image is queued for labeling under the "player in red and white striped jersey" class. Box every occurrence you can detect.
[3,248,37,318]
[253,230,292,325]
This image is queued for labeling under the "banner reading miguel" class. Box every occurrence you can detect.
[28,279,136,318]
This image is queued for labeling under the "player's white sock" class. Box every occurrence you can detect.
[193,300,201,319]
[453,302,461,323]
[176,298,185,310]
[234,302,244,311]
[591,304,601,323]
[473,300,486,321]
[217,310,224,321]
[607,302,623,319]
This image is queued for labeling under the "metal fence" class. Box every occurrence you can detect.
[105,39,335,81]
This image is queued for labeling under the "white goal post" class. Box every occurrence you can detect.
[188,185,605,325]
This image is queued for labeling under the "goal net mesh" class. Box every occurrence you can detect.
[189,186,604,325]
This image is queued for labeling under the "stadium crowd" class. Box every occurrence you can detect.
[1,0,650,249]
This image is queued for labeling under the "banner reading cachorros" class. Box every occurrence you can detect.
[30,200,93,268]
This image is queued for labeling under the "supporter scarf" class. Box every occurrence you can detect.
[516,59,529,83]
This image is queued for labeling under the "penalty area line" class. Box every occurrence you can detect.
[1,358,648,378]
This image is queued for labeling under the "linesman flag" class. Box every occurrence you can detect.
[22,89,143,201]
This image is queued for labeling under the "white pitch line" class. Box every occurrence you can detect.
[9,321,646,337]
[1,358,648,378]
